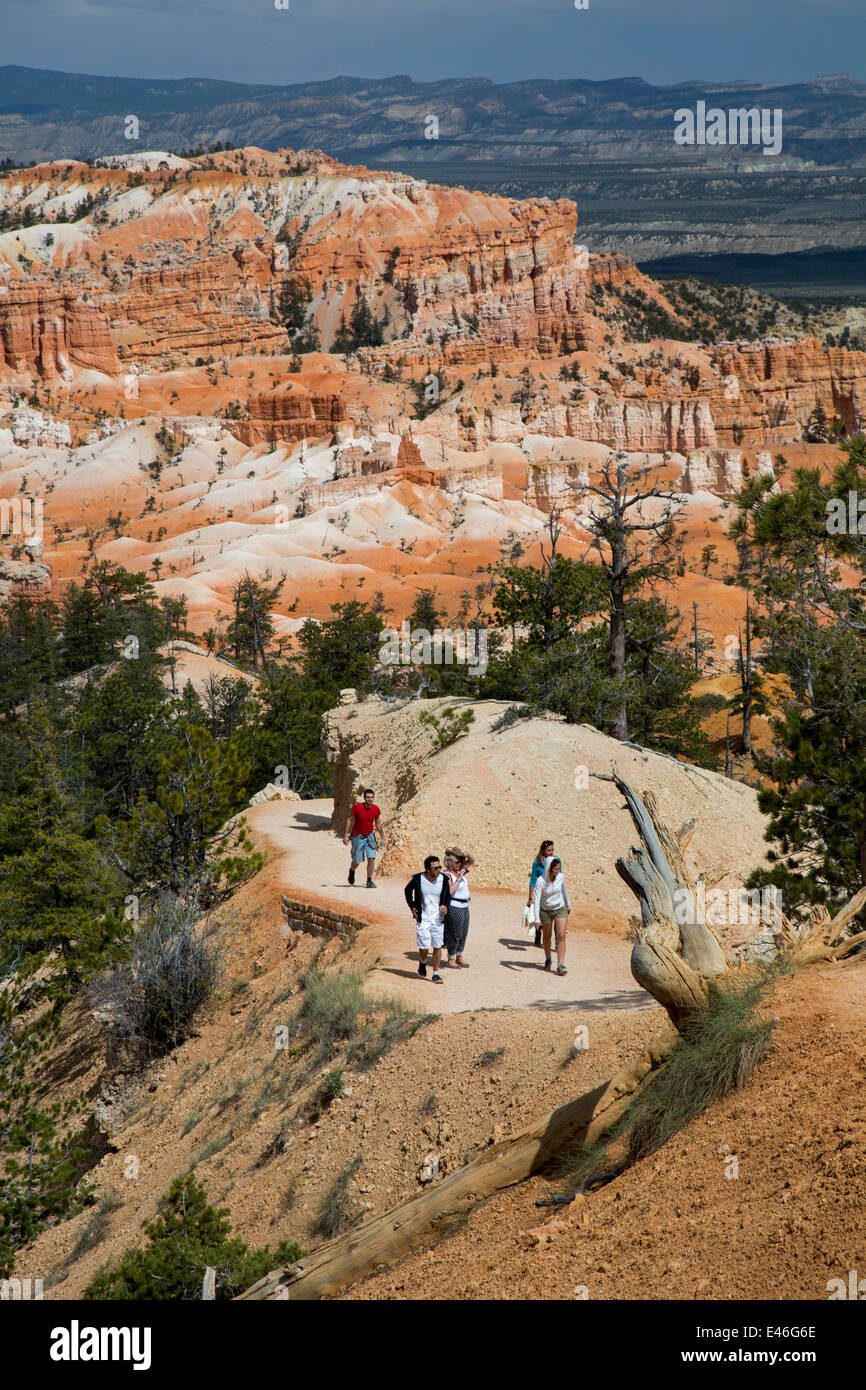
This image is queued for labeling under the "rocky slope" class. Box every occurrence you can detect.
[11,704,860,1304]
[0,285,118,378]
[344,961,866,1301]
[10,700,770,1299]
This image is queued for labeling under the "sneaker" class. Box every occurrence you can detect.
[431,972,443,984]
[534,927,542,948]
[418,961,427,977]
[348,866,355,886]
[557,963,568,976]
[366,879,376,888]
[544,956,552,971]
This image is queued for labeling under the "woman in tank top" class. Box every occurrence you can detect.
[444,847,474,968]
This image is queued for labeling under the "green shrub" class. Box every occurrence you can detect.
[692,692,729,716]
[491,703,531,731]
[419,705,475,749]
[297,967,426,1066]
[626,973,774,1164]
[0,1095,93,1277]
[478,1047,505,1067]
[83,1175,305,1300]
[323,1067,344,1100]
[68,1193,123,1265]
[297,969,366,1059]
[347,995,425,1066]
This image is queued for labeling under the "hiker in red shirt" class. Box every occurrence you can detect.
[343,788,386,887]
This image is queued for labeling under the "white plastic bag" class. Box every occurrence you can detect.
[522,906,537,937]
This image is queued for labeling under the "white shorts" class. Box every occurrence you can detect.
[416,915,444,951]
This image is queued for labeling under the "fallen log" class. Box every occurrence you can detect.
[237,1026,675,1300]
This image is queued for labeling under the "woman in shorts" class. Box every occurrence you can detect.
[532,857,570,976]
[527,839,557,948]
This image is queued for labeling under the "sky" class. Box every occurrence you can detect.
[1,0,865,88]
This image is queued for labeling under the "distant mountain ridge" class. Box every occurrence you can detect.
[2,67,866,266]
[1,66,865,168]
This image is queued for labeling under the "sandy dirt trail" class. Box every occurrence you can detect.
[247,799,657,1017]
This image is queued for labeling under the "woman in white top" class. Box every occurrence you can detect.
[532,857,570,976]
[444,847,474,968]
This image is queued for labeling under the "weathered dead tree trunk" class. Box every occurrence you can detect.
[724,715,733,778]
[603,767,729,1028]
[236,1029,676,1301]
[738,602,755,755]
[763,887,866,968]
[606,764,866,1025]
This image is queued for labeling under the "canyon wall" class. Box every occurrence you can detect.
[1,152,864,466]
[236,384,347,445]
[0,155,588,380]
[709,339,866,443]
[0,287,118,378]
[109,245,288,364]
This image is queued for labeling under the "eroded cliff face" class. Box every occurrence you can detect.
[3,144,865,690]
[524,458,589,511]
[709,339,866,443]
[108,245,288,363]
[680,448,777,497]
[237,383,348,446]
[0,556,52,600]
[0,152,588,381]
[2,152,864,466]
[377,197,587,354]
[0,286,118,378]
[520,447,773,513]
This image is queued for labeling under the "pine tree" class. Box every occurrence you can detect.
[72,653,169,817]
[570,452,686,741]
[409,587,442,631]
[0,715,126,1003]
[332,311,353,354]
[83,1175,305,1300]
[735,435,866,908]
[804,400,829,443]
[226,573,280,669]
[0,592,59,716]
[106,720,261,901]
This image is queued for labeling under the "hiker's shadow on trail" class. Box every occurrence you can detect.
[379,954,436,982]
[498,956,552,973]
[293,812,333,831]
[499,936,535,953]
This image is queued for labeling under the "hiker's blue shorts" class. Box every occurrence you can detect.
[351,833,378,864]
